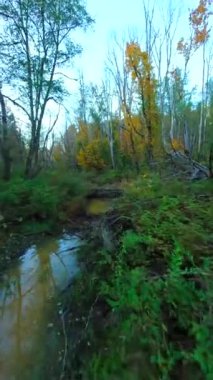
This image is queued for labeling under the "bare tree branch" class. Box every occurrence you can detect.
[2,94,31,120]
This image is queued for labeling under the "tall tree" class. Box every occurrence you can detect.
[0,83,12,180]
[178,0,212,156]
[107,39,141,171]
[0,0,93,177]
[126,42,159,163]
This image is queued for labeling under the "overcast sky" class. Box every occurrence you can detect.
[61,0,212,125]
[71,0,212,86]
[3,0,213,134]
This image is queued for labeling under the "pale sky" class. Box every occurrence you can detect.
[2,0,213,134]
[64,0,212,125]
[71,0,212,85]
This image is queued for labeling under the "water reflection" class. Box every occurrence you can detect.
[0,234,80,380]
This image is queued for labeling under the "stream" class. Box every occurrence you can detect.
[0,233,81,380]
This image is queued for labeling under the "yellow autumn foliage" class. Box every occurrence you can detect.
[77,120,89,146]
[171,138,184,152]
[52,143,64,162]
[77,138,108,170]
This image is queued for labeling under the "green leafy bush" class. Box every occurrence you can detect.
[0,169,90,232]
[69,174,213,379]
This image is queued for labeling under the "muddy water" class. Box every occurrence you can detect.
[86,198,112,216]
[0,234,81,380]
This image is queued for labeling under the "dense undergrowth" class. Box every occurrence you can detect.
[66,174,213,380]
[0,167,212,379]
[0,170,90,235]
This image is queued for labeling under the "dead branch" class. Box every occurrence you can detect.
[60,310,68,380]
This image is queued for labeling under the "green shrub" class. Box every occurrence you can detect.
[0,169,90,231]
[70,174,213,379]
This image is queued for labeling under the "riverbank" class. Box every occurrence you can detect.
[61,175,213,380]
[0,183,120,379]
[0,231,83,380]
[0,171,89,273]
[0,191,119,275]
[0,212,97,276]
[0,168,125,275]
[0,170,212,379]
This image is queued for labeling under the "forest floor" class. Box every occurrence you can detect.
[0,163,212,379]
[61,172,213,380]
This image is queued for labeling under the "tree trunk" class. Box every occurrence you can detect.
[209,143,213,178]
[25,126,41,178]
[183,121,191,156]
[0,88,12,181]
[198,44,206,157]
[146,118,153,165]
[129,128,140,173]
[108,120,115,169]
[109,137,115,169]
[25,144,34,178]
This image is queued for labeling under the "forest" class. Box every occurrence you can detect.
[0,0,212,379]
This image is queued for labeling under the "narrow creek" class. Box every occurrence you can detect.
[0,233,81,380]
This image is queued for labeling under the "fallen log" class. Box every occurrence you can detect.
[170,151,210,180]
[87,188,123,199]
